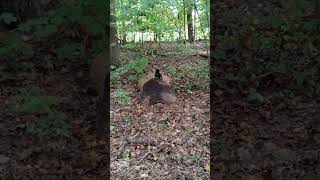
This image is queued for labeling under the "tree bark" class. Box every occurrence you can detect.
[183,0,187,44]
[133,33,136,43]
[315,0,320,18]
[110,14,121,66]
[193,0,197,40]
[122,33,127,44]
[186,0,194,43]
[94,0,117,138]
[154,33,157,42]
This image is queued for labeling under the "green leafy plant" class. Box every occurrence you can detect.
[55,42,83,60]
[126,58,148,74]
[158,51,183,56]
[112,89,132,106]
[11,86,70,139]
[111,58,148,83]
[163,64,176,76]
[247,88,264,104]
[12,87,61,114]
[123,43,135,49]
[0,12,17,25]
[0,32,33,56]
[156,118,170,128]
[293,71,305,87]
[20,111,70,138]
[179,60,209,92]
[0,0,106,59]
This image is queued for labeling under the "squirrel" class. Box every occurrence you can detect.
[140,69,176,106]
[155,69,162,79]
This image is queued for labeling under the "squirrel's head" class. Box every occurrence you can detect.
[155,69,162,80]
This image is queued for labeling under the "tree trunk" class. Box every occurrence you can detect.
[154,33,157,42]
[133,33,136,43]
[315,0,320,18]
[110,15,121,66]
[186,0,194,43]
[193,0,196,40]
[183,0,187,44]
[205,0,209,39]
[123,33,127,44]
[94,0,115,139]
[141,32,144,48]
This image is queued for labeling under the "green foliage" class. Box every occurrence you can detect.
[18,16,60,37]
[247,88,264,104]
[112,89,132,106]
[293,71,305,87]
[0,12,17,25]
[15,95,61,114]
[0,32,33,56]
[123,43,135,49]
[19,17,50,32]
[18,0,105,35]
[304,172,320,180]
[110,70,121,83]
[220,10,320,98]
[11,86,60,114]
[19,111,70,139]
[157,119,170,128]
[111,58,148,83]
[163,64,176,76]
[179,60,209,92]
[116,0,209,41]
[126,58,148,74]
[10,86,70,139]
[256,35,277,49]
[1,0,106,59]
[12,87,61,114]
[159,51,183,56]
[55,42,84,60]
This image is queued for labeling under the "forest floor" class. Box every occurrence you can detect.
[110,42,210,179]
[212,64,320,179]
[1,0,320,179]
[211,0,320,179]
[0,40,210,179]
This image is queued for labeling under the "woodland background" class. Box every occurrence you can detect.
[0,0,319,179]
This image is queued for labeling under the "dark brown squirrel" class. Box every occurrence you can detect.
[140,69,176,106]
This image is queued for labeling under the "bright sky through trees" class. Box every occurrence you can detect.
[115,0,209,42]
